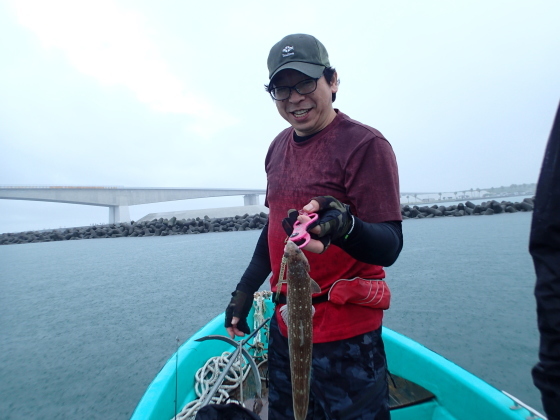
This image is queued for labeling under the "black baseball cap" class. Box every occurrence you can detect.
[267,34,330,81]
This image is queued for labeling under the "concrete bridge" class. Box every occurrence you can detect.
[1,186,489,225]
[0,186,266,224]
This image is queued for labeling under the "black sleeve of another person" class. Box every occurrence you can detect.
[530,101,560,420]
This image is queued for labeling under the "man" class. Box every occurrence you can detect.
[225,34,403,419]
[530,101,560,420]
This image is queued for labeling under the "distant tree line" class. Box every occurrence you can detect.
[484,183,537,195]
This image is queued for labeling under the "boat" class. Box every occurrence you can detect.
[131,292,546,420]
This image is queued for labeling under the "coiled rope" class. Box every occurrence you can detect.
[173,291,271,420]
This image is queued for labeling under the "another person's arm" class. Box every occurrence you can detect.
[530,102,560,420]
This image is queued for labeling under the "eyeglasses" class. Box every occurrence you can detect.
[269,78,319,101]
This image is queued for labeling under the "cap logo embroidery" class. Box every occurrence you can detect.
[282,45,294,57]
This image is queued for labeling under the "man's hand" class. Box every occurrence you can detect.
[281,196,353,254]
[282,208,329,253]
[225,290,252,339]
[226,316,247,339]
[299,196,354,253]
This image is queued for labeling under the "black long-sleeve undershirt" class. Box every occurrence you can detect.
[334,218,403,267]
[235,223,272,295]
[235,218,403,295]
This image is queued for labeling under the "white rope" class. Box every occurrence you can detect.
[172,291,271,420]
[173,351,250,419]
[252,290,272,360]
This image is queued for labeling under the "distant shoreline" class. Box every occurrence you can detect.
[401,196,534,219]
[0,197,535,246]
[401,192,535,206]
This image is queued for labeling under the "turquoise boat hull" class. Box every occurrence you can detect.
[132,298,540,420]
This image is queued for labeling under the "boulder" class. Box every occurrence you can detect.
[519,202,533,211]
[409,208,420,218]
[490,201,504,214]
[473,205,485,214]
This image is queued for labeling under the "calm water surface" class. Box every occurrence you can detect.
[0,212,542,418]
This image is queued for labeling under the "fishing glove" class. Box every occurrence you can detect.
[282,208,330,251]
[309,196,354,244]
[224,290,253,334]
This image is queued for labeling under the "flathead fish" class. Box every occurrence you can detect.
[283,241,321,420]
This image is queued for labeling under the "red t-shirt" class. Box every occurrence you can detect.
[265,110,402,343]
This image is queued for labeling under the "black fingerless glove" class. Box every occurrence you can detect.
[224,290,253,334]
[310,196,354,243]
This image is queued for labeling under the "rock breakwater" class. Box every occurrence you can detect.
[0,213,269,246]
[401,197,534,219]
[0,198,535,245]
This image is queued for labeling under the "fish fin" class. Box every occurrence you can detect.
[309,278,321,294]
[279,304,289,325]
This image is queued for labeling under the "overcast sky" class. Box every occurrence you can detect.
[1,0,559,233]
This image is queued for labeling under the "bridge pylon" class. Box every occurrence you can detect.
[109,205,131,224]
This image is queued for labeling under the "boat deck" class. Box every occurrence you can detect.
[389,373,435,409]
[230,362,437,419]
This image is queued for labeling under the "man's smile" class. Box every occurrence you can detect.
[291,108,312,118]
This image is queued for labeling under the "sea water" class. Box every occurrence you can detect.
[0,211,542,419]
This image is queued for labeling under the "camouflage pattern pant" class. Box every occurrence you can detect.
[267,314,390,420]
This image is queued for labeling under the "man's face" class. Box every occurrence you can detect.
[271,69,338,137]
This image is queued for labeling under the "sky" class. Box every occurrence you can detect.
[1,0,559,233]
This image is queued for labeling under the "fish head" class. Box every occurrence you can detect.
[285,240,311,272]
[284,240,301,256]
